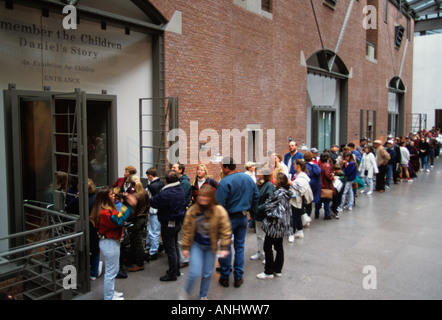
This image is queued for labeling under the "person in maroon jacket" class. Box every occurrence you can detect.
[112,165,137,196]
[318,152,335,220]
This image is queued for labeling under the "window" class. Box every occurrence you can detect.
[323,0,337,9]
[262,0,272,13]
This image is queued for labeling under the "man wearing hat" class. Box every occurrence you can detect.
[310,148,320,164]
[385,140,396,189]
[373,140,390,193]
[244,161,257,183]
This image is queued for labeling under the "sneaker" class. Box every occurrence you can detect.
[90,276,97,281]
[200,297,209,300]
[288,235,295,243]
[426,169,430,172]
[407,179,413,182]
[360,190,365,194]
[337,207,343,212]
[294,230,304,239]
[112,291,124,300]
[274,272,282,277]
[334,213,340,219]
[386,185,390,189]
[178,290,191,300]
[367,191,373,195]
[347,207,353,211]
[256,272,274,280]
[251,252,264,260]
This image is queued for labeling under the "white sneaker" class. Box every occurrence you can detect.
[347,207,353,211]
[426,169,430,172]
[250,252,264,260]
[288,235,295,243]
[178,290,191,300]
[366,191,373,195]
[294,230,304,239]
[274,273,282,277]
[112,292,124,300]
[407,179,413,183]
[200,297,209,300]
[360,190,365,194]
[337,207,343,212]
[256,272,274,280]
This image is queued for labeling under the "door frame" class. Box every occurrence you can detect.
[311,107,337,152]
[3,87,117,293]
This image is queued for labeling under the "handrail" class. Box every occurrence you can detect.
[0,232,83,259]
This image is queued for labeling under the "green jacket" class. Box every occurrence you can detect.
[255,180,275,221]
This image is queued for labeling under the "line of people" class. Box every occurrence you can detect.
[89,128,441,300]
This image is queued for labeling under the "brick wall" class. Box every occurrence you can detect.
[151,0,414,179]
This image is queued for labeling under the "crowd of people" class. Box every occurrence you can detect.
[88,127,441,300]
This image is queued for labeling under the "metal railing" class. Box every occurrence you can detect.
[0,200,84,300]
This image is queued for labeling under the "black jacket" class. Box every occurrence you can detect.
[147,178,165,197]
[150,182,186,225]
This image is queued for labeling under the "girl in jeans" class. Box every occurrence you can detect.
[338,152,357,211]
[89,187,137,300]
[359,145,378,195]
[181,185,231,299]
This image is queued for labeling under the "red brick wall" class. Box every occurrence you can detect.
[151,0,414,178]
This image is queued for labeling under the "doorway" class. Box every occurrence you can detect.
[4,88,117,296]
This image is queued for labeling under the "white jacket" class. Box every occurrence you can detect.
[359,152,378,178]
[290,172,313,209]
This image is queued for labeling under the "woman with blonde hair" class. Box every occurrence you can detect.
[191,164,218,204]
[181,185,231,299]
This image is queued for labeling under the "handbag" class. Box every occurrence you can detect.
[320,188,333,199]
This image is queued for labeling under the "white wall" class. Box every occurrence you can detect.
[0,4,153,237]
[412,33,442,128]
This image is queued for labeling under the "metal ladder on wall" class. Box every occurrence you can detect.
[139,97,179,180]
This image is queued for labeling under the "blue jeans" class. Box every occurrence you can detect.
[364,176,374,193]
[145,214,161,255]
[99,239,120,300]
[386,164,394,187]
[421,156,429,170]
[184,242,216,298]
[339,181,354,209]
[218,214,247,281]
[321,198,332,217]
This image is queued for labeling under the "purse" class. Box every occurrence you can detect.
[321,188,333,199]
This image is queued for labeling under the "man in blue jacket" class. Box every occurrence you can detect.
[216,157,259,288]
[284,140,304,179]
[150,170,186,281]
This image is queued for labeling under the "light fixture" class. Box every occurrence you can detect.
[210,152,223,164]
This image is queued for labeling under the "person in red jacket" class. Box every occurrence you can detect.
[90,187,137,300]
